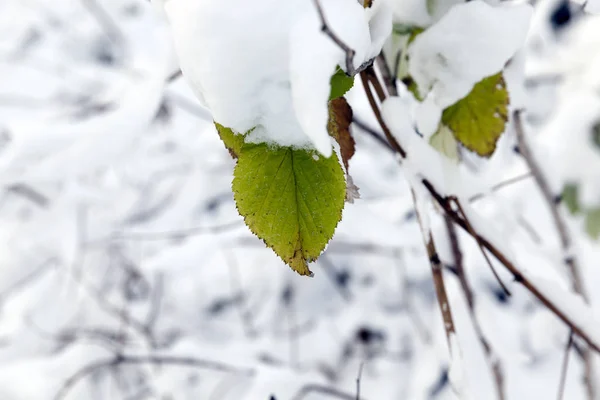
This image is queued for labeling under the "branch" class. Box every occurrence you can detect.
[357,62,600,354]
[557,331,574,400]
[445,217,505,400]
[423,179,600,353]
[291,384,365,400]
[54,354,254,400]
[514,110,595,399]
[311,0,372,76]
[513,110,588,299]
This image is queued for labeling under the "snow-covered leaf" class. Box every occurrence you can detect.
[441,72,509,157]
[407,1,531,108]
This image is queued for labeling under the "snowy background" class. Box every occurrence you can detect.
[1,0,600,399]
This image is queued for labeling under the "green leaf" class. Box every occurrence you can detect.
[585,208,600,240]
[329,66,354,100]
[215,123,246,158]
[562,183,600,240]
[233,143,346,276]
[442,72,509,157]
[429,124,459,162]
[562,184,580,214]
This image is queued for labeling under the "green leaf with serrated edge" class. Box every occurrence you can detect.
[233,144,346,276]
[215,123,246,158]
[430,124,459,162]
[442,72,509,157]
[562,184,580,214]
[329,66,354,100]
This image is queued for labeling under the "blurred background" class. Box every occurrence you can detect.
[1,0,600,399]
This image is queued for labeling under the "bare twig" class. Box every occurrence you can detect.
[4,183,49,207]
[311,0,372,76]
[291,384,365,400]
[513,110,588,299]
[376,54,398,97]
[468,173,533,203]
[445,217,505,400]
[355,62,600,354]
[452,197,511,298]
[351,117,394,151]
[423,179,600,353]
[166,69,182,83]
[557,331,574,400]
[514,110,595,399]
[110,220,243,242]
[356,362,364,400]
[54,354,254,400]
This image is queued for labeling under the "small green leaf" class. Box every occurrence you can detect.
[562,183,600,240]
[586,208,600,240]
[562,184,580,214]
[329,66,354,100]
[407,27,425,45]
[442,72,509,157]
[233,143,346,276]
[215,123,246,158]
[430,124,459,162]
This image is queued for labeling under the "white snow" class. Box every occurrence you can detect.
[159,0,391,156]
[408,1,532,109]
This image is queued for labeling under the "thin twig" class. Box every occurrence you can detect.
[356,362,364,400]
[514,110,595,400]
[412,190,457,346]
[468,173,533,203]
[312,0,356,75]
[356,62,600,354]
[445,217,505,400]
[557,331,574,400]
[351,117,394,151]
[360,68,406,157]
[452,197,511,298]
[376,54,398,97]
[54,354,254,400]
[291,384,365,400]
[423,179,600,353]
[513,110,588,299]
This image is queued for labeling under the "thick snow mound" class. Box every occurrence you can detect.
[158,0,391,156]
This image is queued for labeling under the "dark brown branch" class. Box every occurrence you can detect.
[423,179,600,354]
[356,63,600,354]
[360,68,406,157]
